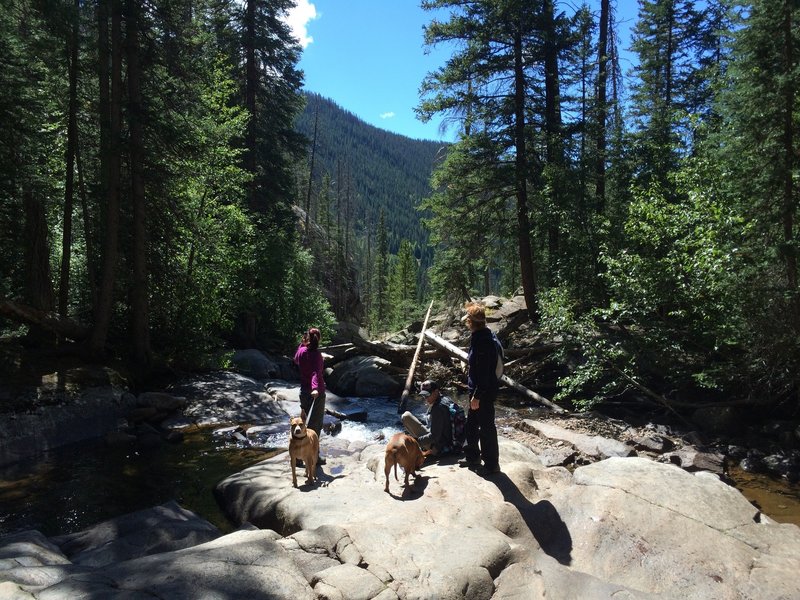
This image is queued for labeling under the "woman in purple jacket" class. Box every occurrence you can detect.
[294,327,326,464]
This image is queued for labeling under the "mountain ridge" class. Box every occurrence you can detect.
[294,91,447,257]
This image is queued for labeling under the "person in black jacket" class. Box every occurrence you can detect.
[401,379,453,457]
[458,301,500,475]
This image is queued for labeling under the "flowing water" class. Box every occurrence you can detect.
[1,397,798,538]
[0,397,422,537]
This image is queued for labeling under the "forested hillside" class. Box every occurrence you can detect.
[293,92,445,331]
[295,92,444,258]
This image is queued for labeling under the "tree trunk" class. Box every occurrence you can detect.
[513,26,538,322]
[59,0,80,320]
[397,300,434,413]
[595,0,609,213]
[90,0,122,355]
[422,330,564,413]
[244,0,258,212]
[304,105,318,240]
[543,0,563,268]
[23,188,55,314]
[0,298,89,341]
[127,0,151,368]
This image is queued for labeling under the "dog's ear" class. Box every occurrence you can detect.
[300,409,307,422]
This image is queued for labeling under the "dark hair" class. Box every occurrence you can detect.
[306,327,321,351]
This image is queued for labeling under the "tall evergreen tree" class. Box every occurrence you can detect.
[388,239,418,328]
[711,0,800,402]
[629,0,717,192]
[419,0,546,318]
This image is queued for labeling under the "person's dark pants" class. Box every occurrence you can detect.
[464,392,499,469]
[300,390,326,440]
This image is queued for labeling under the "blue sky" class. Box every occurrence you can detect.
[287,1,638,143]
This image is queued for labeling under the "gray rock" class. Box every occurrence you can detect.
[0,386,134,467]
[51,500,221,567]
[231,349,280,379]
[136,391,186,412]
[37,530,315,600]
[213,438,800,600]
[538,445,577,467]
[631,433,675,453]
[170,371,286,426]
[522,419,634,459]
[326,356,402,397]
[660,447,726,474]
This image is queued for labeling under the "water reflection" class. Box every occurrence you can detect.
[730,466,800,527]
[0,397,421,538]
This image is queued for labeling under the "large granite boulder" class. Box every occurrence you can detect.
[214,437,800,599]
[326,356,402,398]
[163,371,285,428]
[51,501,221,568]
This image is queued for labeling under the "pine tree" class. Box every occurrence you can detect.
[389,239,418,328]
[629,0,718,192]
[375,210,389,331]
[419,0,545,317]
[711,0,800,402]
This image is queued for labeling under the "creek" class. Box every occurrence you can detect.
[1,395,799,539]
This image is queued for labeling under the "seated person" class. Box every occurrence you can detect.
[401,379,453,457]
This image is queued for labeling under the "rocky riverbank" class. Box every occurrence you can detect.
[3,373,800,598]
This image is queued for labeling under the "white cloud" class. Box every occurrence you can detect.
[380,112,396,119]
[285,0,317,48]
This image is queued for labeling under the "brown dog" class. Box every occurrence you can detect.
[289,410,319,487]
[384,432,426,493]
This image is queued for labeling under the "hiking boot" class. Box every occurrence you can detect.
[317,456,327,465]
[476,464,501,476]
[458,458,480,469]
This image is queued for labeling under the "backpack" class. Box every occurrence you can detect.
[492,332,505,379]
[439,396,466,453]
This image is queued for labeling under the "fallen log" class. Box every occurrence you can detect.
[398,300,434,413]
[0,297,90,341]
[423,329,566,414]
[348,338,418,367]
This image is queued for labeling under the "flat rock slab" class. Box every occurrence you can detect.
[51,500,221,567]
[522,418,634,459]
[214,437,800,599]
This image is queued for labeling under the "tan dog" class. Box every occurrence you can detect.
[384,432,426,493]
[289,410,319,487]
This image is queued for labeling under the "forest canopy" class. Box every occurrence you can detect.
[0,0,798,415]
[417,0,799,412]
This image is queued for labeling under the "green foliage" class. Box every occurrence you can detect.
[542,161,751,408]
[387,239,418,329]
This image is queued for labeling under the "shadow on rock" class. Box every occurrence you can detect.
[387,474,430,500]
[489,473,573,566]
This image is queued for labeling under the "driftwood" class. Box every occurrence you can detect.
[0,297,90,341]
[398,300,434,413]
[423,329,566,414]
